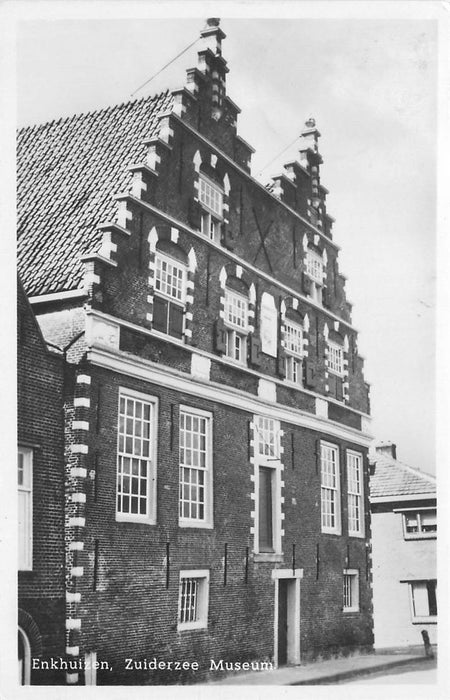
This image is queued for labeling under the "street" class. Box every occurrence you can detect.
[342,658,437,684]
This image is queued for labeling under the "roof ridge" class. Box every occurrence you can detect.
[17,88,171,134]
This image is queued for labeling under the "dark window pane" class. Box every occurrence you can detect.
[259,466,274,552]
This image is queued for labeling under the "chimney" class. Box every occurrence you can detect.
[375,441,397,460]
[200,18,225,56]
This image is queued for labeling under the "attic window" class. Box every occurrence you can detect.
[199,175,223,243]
[153,251,187,340]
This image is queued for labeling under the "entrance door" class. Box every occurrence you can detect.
[277,579,289,665]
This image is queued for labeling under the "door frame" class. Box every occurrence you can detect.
[271,568,303,667]
[18,626,31,685]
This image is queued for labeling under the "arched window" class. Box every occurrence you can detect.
[18,627,31,685]
[153,241,188,340]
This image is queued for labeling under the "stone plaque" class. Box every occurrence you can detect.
[260,292,278,357]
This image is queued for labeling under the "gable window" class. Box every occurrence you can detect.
[224,288,249,364]
[285,319,303,385]
[328,341,344,375]
[320,441,341,534]
[116,389,157,524]
[254,416,282,555]
[409,580,437,622]
[179,407,213,528]
[18,447,32,570]
[402,509,437,539]
[347,451,364,537]
[306,249,324,303]
[178,570,210,631]
[343,569,359,612]
[199,175,223,243]
[153,252,186,339]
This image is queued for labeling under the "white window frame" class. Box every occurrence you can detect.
[116,388,158,525]
[199,175,223,244]
[327,341,344,376]
[320,441,341,535]
[154,252,187,304]
[284,319,303,385]
[306,249,324,303]
[343,569,360,613]
[224,288,249,365]
[18,447,33,571]
[408,580,437,623]
[254,415,283,557]
[347,450,364,538]
[401,508,437,540]
[178,406,213,529]
[177,569,210,631]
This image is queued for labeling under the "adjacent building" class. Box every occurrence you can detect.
[370,442,437,650]
[17,19,374,685]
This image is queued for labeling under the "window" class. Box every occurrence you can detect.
[178,570,210,630]
[320,442,341,534]
[403,509,437,539]
[409,581,437,622]
[254,416,282,555]
[179,407,213,528]
[199,176,223,243]
[343,569,359,612]
[285,320,303,385]
[306,249,324,303]
[116,389,157,523]
[347,451,364,537]
[328,341,344,376]
[18,447,32,570]
[224,288,249,364]
[153,252,186,339]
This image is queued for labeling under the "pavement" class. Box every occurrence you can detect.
[207,652,436,685]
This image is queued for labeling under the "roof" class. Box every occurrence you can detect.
[17,91,173,296]
[370,453,436,500]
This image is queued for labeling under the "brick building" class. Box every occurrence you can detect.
[370,442,437,650]
[17,19,374,685]
[17,281,66,684]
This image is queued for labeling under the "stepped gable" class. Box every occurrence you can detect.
[370,453,436,499]
[17,90,173,297]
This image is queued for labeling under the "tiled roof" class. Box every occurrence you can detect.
[17,91,173,296]
[370,454,436,499]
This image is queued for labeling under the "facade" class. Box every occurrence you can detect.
[370,442,437,650]
[17,282,66,685]
[17,19,374,685]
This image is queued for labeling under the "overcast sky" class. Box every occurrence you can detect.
[14,7,439,474]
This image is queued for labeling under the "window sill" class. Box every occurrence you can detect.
[115,515,156,526]
[149,328,186,346]
[404,533,437,540]
[253,553,284,563]
[179,520,214,530]
[348,531,365,539]
[321,529,342,537]
[343,608,360,614]
[177,621,208,632]
[412,617,437,625]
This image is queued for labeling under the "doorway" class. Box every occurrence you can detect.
[272,568,303,667]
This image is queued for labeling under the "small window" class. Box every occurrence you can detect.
[179,407,213,528]
[224,288,249,364]
[347,451,364,537]
[258,466,274,552]
[306,249,324,303]
[153,252,186,339]
[178,570,210,631]
[343,569,359,612]
[254,416,282,555]
[18,447,33,570]
[199,176,223,243]
[409,580,437,622]
[328,341,344,376]
[403,510,437,539]
[255,416,278,459]
[116,389,157,524]
[321,442,341,535]
[285,320,303,385]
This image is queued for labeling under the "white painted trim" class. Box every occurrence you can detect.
[178,405,214,529]
[272,570,303,668]
[28,288,87,304]
[18,627,31,685]
[85,308,370,419]
[123,195,356,332]
[87,347,373,447]
[177,569,210,631]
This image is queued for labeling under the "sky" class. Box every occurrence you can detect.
[12,4,440,474]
